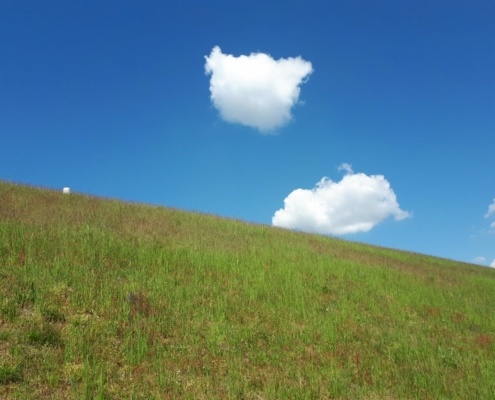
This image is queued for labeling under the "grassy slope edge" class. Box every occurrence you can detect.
[1,181,494,399]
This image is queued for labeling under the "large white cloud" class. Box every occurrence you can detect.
[204,46,313,132]
[491,259,495,268]
[272,164,411,235]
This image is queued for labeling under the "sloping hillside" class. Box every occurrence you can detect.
[1,181,494,399]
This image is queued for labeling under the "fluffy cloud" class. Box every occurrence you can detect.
[491,259,495,268]
[485,198,495,217]
[485,199,495,229]
[485,198,495,219]
[272,164,411,235]
[204,46,313,132]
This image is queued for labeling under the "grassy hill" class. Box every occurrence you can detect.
[1,181,494,399]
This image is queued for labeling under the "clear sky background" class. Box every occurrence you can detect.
[1,1,494,266]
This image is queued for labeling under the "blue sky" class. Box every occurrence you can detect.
[1,1,494,266]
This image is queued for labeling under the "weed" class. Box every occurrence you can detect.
[128,291,152,317]
[41,307,66,323]
[27,323,63,347]
[15,282,36,307]
[475,334,493,349]
[0,364,23,384]
[0,298,19,321]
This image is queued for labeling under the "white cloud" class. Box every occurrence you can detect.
[204,46,313,132]
[272,164,411,235]
[473,256,486,265]
[491,259,495,268]
[338,163,354,174]
[485,199,495,228]
[485,198,495,218]
[484,199,495,230]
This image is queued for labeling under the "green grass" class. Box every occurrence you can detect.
[1,180,494,399]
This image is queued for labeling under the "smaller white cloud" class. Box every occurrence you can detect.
[473,256,486,265]
[485,198,495,218]
[484,199,495,231]
[491,259,495,268]
[272,163,411,235]
[338,163,354,175]
[204,46,313,132]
